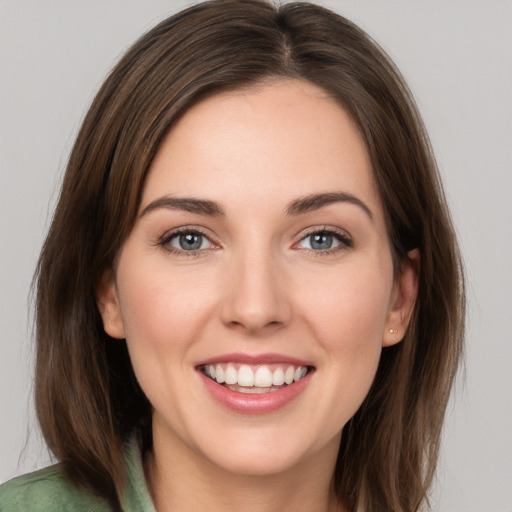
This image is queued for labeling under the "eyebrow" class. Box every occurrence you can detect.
[139,191,373,221]
[285,192,373,221]
[139,196,225,217]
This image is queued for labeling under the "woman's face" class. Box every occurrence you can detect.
[98,79,416,477]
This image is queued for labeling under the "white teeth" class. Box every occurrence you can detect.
[294,366,304,382]
[272,367,285,386]
[254,366,273,387]
[284,366,295,385]
[205,363,309,388]
[215,364,225,384]
[236,386,278,394]
[238,365,255,387]
[224,365,237,385]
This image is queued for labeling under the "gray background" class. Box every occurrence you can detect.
[1,1,511,510]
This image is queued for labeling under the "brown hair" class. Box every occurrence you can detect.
[34,1,465,510]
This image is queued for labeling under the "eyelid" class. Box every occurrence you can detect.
[156,224,352,257]
[292,226,353,253]
[158,226,220,256]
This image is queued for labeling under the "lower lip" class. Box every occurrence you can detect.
[198,370,313,414]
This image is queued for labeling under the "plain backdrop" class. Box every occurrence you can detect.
[1,1,511,510]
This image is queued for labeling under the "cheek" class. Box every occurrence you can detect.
[299,260,393,347]
[295,257,393,407]
[114,258,220,404]
[118,260,216,346]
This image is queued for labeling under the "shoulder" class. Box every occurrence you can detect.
[0,465,109,512]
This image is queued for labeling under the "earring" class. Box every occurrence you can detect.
[389,328,398,334]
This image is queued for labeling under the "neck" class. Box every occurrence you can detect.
[145,426,344,512]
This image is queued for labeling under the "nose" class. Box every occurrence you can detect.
[220,248,291,335]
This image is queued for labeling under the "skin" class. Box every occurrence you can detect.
[98,79,418,512]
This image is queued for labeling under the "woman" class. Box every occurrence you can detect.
[0,0,465,511]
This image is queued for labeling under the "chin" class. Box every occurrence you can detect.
[204,445,310,477]
[191,422,341,478]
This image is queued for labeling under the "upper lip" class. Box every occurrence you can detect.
[196,352,314,368]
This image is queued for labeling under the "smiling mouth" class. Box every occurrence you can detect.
[200,363,313,394]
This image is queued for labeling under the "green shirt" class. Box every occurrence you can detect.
[0,438,156,511]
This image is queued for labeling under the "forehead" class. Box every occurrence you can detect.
[143,79,380,216]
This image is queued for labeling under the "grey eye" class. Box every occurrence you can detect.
[169,232,212,251]
[309,233,334,250]
[297,230,350,252]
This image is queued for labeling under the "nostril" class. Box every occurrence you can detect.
[225,318,285,335]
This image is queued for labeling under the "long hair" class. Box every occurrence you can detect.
[34,1,465,510]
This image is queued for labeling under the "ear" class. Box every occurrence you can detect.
[383,249,420,347]
[96,270,125,339]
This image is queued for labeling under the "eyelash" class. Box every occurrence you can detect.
[294,227,353,255]
[157,226,353,257]
[158,227,218,257]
